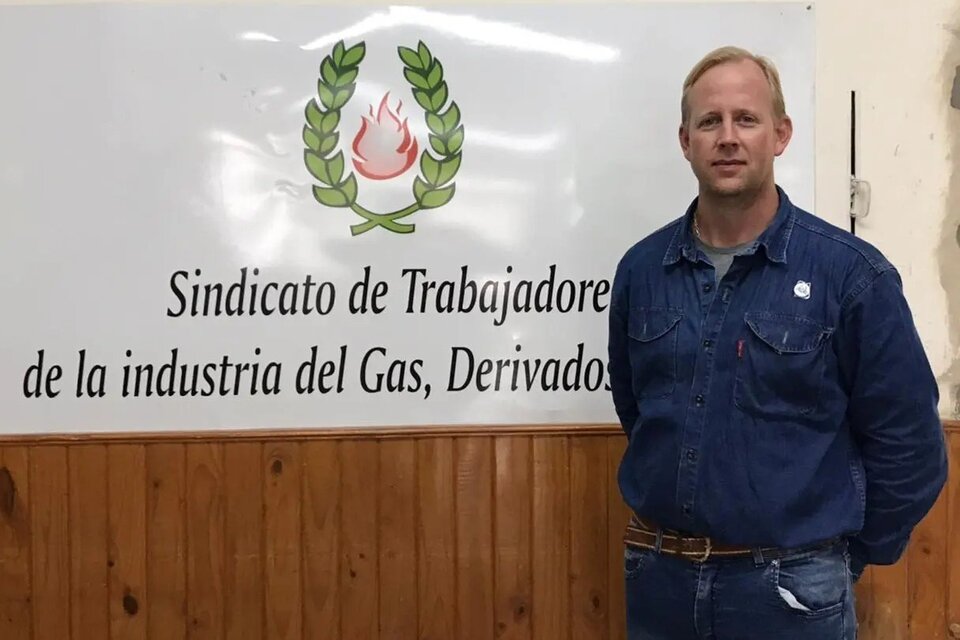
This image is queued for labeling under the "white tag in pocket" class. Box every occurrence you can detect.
[777,585,813,612]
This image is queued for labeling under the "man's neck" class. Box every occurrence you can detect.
[694,184,780,248]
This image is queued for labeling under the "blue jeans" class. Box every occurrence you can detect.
[625,540,857,639]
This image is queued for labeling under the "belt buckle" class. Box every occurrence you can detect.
[692,536,712,563]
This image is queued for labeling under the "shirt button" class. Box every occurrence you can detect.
[702,283,713,293]
[702,339,713,348]
[695,394,705,406]
[686,449,697,461]
[682,505,691,515]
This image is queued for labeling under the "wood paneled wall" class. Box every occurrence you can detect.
[0,423,957,640]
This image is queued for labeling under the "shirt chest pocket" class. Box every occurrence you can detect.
[627,307,683,399]
[734,312,834,419]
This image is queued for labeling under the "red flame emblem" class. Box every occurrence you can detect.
[351,92,419,180]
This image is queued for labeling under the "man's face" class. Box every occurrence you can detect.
[679,59,793,199]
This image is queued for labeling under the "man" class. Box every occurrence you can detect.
[607,46,948,640]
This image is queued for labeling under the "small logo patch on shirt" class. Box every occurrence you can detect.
[793,280,811,300]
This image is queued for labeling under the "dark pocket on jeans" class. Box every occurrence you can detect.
[627,307,683,399]
[624,545,654,580]
[734,312,833,418]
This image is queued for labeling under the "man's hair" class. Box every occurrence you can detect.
[680,46,787,126]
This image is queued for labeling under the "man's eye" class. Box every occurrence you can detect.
[739,115,757,124]
[699,116,719,127]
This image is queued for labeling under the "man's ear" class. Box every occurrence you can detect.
[774,115,793,157]
[679,123,691,161]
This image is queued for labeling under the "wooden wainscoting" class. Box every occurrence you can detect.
[0,422,956,640]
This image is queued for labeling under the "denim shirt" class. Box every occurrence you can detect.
[608,187,947,570]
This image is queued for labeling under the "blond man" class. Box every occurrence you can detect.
[607,46,947,639]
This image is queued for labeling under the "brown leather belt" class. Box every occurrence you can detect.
[624,515,839,563]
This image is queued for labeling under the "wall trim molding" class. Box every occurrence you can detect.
[0,420,956,446]
[0,423,623,445]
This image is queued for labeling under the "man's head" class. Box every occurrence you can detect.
[679,46,793,200]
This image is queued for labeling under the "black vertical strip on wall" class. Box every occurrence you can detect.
[850,90,857,236]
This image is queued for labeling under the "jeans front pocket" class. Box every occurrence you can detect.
[627,307,683,399]
[734,312,833,419]
[770,547,849,618]
[624,545,654,581]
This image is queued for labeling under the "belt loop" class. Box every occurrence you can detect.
[654,528,664,553]
[751,547,765,566]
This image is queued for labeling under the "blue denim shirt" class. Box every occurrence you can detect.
[608,187,947,571]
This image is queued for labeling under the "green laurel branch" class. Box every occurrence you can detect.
[303,41,365,209]
[399,41,462,210]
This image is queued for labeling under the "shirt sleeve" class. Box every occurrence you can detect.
[608,262,639,437]
[839,268,948,568]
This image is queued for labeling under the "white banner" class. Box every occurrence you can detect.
[0,3,815,433]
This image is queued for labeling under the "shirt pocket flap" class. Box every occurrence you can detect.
[745,312,834,355]
[628,308,683,342]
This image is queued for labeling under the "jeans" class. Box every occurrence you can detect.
[625,540,857,639]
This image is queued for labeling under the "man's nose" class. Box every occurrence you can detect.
[717,119,739,147]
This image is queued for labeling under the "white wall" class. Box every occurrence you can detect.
[6,0,957,417]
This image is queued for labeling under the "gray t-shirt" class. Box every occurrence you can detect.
[696,238,756,283]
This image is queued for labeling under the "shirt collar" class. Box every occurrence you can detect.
[662,185,796,266]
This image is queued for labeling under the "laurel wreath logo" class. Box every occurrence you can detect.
[303,40,464,236]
